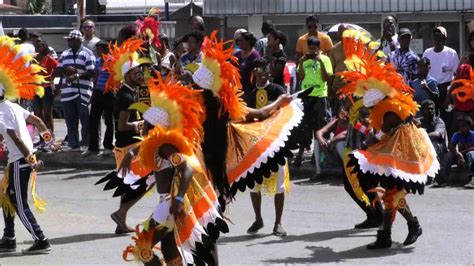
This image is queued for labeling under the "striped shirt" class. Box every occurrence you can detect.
[58,46,96,103]
[95,58,109,91]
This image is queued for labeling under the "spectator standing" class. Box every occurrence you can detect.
[81,20,101,57]
[449,115,474,189]
[255,20,276,57]
[157,33,176,78]
[265,30,288,88]
[54,30,96,151]
[33,40,58,140]
[387,28,419,83]
[233,28,247,52]
[296,15,333,60]
[328,24,349,109]
[29,32,58,60]
[294,37,333,167]
[188,15,206,34]
[411,58,439,109]
[418,100,451,187]
[16,28,35,65]
[82,41,114,157]
[235,32,261,95]
[377,16,400,56]
[423,26,459,135]
[178,31,204,84]
[460,31,474,65]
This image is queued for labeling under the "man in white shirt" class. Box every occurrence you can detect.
[423,26,460,134]
[0,96,55,254]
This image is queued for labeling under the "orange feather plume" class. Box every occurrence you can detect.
[452,68,474,102]
[148,74,204,143]
[102,38,144,93]
[201,30,248,121]
[0,36,44,100]
[337,30,413,100]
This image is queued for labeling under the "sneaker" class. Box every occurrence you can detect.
[98,149,113,157]
[246,220,264,235]
[0,236,16,253]
[81,150,96,158]
[21,238,51,254]
[464,176,474,189]
[272,224,287,237]
[62,146,81,152]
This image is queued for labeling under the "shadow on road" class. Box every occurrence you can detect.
[49,233,124,245]
[219,228,374,246]
[0,252,30,259]
[21,233,124,246]
[263,244,414,263]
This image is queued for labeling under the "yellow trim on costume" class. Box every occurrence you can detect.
[0,164,15,217]
[343,148,370,206]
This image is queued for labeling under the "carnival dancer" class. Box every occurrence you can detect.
[0,36,58,254]
[243,58,290,236]
[192,31,304,209]
[342,99,383,229]
[97,38,150,234]
[122,75,227,265]
[338,30,439,249]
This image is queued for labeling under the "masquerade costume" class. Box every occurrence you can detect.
[122,76,227,265]
[342,99,383,229]
[192,31,303,205]
[0,36,52,253]
[95,38,155,234]
[338,30,439,249]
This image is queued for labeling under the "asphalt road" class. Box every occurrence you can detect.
[0,167,473,265]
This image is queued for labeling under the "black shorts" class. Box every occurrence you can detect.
[33,87,54,110]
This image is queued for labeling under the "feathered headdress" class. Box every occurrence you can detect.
[0,36,45,100]
[337,29,418,131]
[136,8,161,49]
[451,67,474,102]
[102,38,144,93]
[192,30,248,121]
[130,75,204,170]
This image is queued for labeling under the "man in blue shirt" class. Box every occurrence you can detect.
[410,57,439,114]
[388,28,419,83]
[82,41,115,157]
[54,30,96,151]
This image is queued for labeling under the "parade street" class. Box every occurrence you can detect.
[0,168,472,265]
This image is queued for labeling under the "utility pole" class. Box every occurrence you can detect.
[77,0,85,29]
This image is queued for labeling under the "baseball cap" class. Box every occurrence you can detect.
[398,28,412,37]
[64,30,84,41]
[234,28,247,40]
[433,26,447,38]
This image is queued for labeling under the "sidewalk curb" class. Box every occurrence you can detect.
[36,151,116,169]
